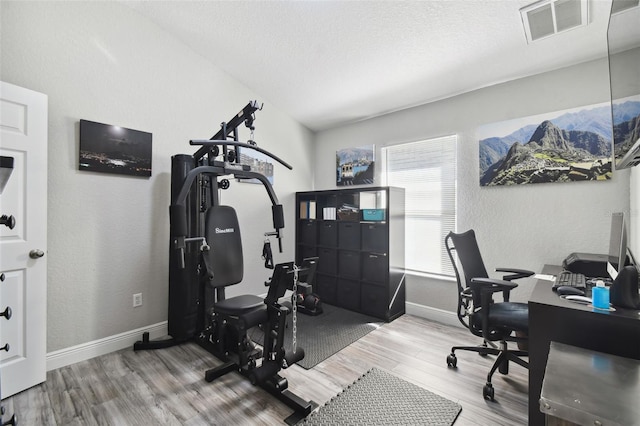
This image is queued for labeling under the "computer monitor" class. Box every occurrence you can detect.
[607,212,628,280]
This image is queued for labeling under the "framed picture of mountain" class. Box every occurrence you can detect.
[611,94,640,169]
[336,144,375,186]
[478,102,619,186]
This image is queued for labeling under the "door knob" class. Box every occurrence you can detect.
[29,249,44,259]
[0,343,9,352]
[0,273,4,281]
[0,306,11,320]
[0,214,15,229]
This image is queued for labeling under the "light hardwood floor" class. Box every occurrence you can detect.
[2,314,528,425]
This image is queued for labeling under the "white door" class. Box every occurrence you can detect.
[0,81,48,399]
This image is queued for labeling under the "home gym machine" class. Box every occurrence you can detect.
[134,101,316,424]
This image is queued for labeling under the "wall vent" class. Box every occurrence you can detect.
[520,0,588,43]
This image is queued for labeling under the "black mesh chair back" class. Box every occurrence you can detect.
[447,229,489,311]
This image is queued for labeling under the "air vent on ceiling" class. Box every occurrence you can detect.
[611,0,640,14]
[520,0,588,43]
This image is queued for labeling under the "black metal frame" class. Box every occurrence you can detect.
[134,101,314,423]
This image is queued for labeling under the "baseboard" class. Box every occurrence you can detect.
[45,305,458,371]
[405,302,463,329]
[46,321,168,371]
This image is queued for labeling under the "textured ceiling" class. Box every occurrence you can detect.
[124,0,614,132]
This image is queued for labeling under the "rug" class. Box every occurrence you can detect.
[250,303,382,369]
[301,368,462,425]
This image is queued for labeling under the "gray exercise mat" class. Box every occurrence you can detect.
[302,368,462,425]
[250,303,382,369]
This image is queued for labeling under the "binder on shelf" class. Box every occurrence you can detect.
[299,201,308,219]
[309,201,316,219]
[299,200,317,220]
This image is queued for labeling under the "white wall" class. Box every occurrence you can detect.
[315,57,631,310]
[0,1,314,352]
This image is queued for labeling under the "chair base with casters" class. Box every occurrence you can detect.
[445,230,533,401]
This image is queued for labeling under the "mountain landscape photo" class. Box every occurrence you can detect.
[612,98,640,165]
[477,102,631,187]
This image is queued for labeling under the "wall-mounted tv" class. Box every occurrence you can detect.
[79,119,152,177]
[607,1,640,169]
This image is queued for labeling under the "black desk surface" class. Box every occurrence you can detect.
[529,265,640,320]
[527,265,640,426]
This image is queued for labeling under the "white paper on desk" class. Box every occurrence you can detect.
[534,274,556,281]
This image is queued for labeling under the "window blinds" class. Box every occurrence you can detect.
[382,135,457,276]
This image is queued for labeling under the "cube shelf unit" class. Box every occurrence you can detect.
[295,186,405,322]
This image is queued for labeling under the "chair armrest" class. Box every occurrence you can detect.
[496,268,535,281]
[472,277,518,304]
[472,278,520,340]
[470,277,518,291]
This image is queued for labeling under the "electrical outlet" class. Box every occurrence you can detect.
[133,293,143,307]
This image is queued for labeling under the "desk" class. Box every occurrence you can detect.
[528,265,640,426]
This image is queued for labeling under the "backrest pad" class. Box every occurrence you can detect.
[206,205,243,287]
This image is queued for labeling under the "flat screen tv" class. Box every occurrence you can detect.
[607,1,640,169]
[79,119,152,177]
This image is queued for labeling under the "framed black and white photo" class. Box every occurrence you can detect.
[79,119,152,177]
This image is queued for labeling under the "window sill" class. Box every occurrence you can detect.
[405,270,456,282]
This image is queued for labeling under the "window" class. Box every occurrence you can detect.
[381,135,457,276]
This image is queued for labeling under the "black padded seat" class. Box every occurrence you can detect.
[214,294,268,329]
[488,302,528,333]
[214,294,264,315]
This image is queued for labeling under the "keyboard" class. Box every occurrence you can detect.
[552,272,587,290]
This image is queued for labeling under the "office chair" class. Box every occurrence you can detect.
[445,230,534,401]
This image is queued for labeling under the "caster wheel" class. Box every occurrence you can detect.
[479,342,489,357]
[446,353,457,368]
[483,383,495,401]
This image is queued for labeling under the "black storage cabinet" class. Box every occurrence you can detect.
[295,186,405,322]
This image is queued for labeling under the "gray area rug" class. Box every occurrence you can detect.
[302,368,462,425]
[250,303,382,369]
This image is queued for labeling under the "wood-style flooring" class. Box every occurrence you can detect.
[2,314,528,425]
